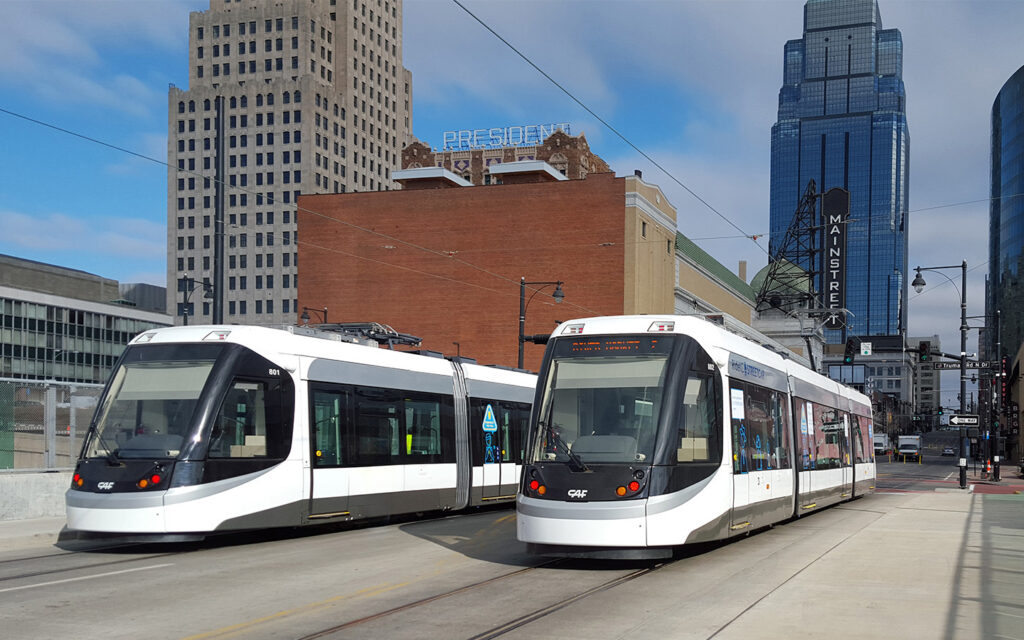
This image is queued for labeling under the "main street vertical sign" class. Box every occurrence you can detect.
[822,188,850,329]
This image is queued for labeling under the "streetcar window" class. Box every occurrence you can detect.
[676,374,720,463]
[87,356,216,460]
[312,388,349,466]
[470,399,529,466]
[310,385,455,467]
[730,381,791,473]
[405,398,443,458]
[813,405,846,469]
[535,356,667,464]
[794,399,848,470]
[209,380,271,458]
[795,399,816,469]
[857,415,874,463]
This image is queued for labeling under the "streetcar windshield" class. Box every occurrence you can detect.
[531,336,673,465]
[85,345,221,460]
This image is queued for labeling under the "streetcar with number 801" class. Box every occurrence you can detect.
[66,324,536,539]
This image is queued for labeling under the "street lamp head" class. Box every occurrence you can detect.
[300,309,310,325]
[552,282,564,304]
[911,268,926,294]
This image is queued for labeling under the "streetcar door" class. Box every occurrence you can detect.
[730,386,753,531]
[308,386,350,517]
[481,402,505,499]
[842,414,854,498]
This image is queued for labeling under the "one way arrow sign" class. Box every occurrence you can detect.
[949,414,979,426]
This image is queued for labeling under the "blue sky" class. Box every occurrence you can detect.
[2,0,1023,401]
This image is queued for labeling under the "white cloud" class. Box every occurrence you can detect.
[106,132,168,174]
[0,209,164,259]
[0,1,200,115]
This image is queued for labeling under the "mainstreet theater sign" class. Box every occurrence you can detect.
[821,188,850,329]
[442,123,571,151]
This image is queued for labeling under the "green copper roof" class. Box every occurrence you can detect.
[675,232,756,303]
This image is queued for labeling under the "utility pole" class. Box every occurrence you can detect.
[212,95,225,324]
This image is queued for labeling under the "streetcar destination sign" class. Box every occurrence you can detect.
[949,414,979,426]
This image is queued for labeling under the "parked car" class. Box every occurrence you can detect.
[942,446,955,456]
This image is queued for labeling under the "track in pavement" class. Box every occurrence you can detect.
[292,558,666,640]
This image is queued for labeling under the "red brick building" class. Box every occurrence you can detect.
[297,166,676,371]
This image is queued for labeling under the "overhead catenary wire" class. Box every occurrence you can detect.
[0,106,605,315]
[449,0,769,253]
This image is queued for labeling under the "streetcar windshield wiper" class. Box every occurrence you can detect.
[87,424,122,466]
[542,421,588,472]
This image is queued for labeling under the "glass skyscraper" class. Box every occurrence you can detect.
[769,0,909,342]
[987,64,1024,363]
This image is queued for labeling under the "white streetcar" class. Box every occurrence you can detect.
[516,315,875,559]
[66,324,535,538]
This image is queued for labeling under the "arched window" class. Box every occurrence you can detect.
[188,100,195,113]
[229,96,237,109]
[293,90,301,103]
[549,152,568,176]
[178,101,185,114]
[240,95,247,108]
[267,93,275,106]
[256,94,263,106]
[204,99,211,111]
[283,92,290,104]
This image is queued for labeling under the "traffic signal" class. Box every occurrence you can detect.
[938,407,944,416]
[918,340,931,362]
[843,338,856,364]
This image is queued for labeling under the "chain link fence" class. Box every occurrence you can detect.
[0,380,104,472]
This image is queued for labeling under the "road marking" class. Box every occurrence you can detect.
[0,563,174,594]
[181,583,399,640]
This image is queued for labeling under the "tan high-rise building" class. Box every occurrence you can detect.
[167,0,412,324]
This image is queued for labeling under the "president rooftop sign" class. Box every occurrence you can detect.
[442,123,571,151]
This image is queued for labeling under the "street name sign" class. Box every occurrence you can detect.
[949,414,979,426]
[928,361,995,370]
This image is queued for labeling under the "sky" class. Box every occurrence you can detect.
[1,0,1022,405]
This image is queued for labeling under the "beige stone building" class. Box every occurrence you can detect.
[167,0,412,325]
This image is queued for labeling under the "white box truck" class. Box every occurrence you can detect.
[898,435,922,461]
[873,434,891,456]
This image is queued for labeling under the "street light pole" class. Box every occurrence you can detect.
[912,260,968,489]
[959,260,968,489]
[180,274,215,326]
[300,306,328,325]
[518,277,564,370]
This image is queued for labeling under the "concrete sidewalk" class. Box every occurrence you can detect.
[0,516,67,553]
